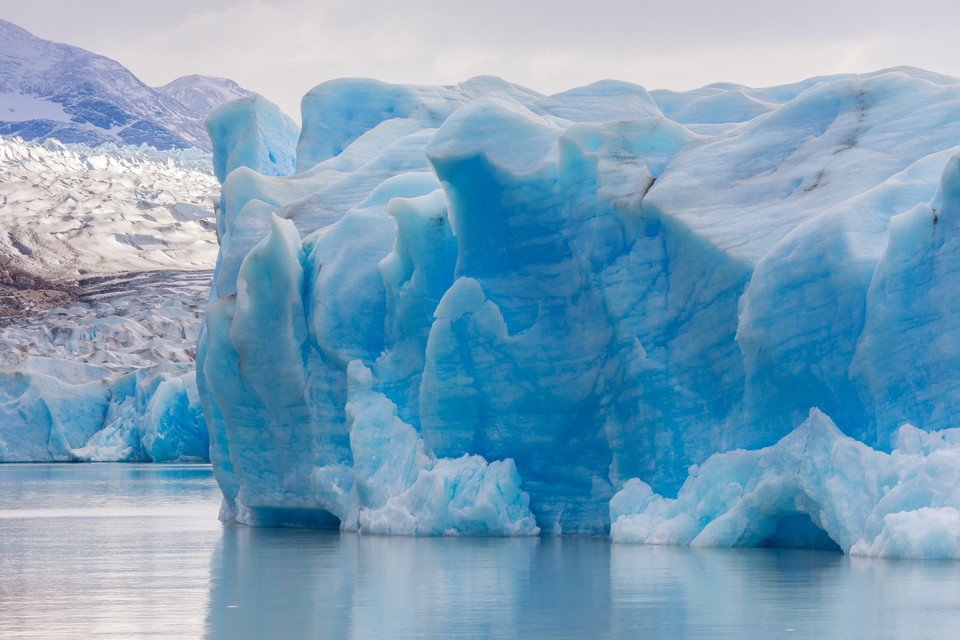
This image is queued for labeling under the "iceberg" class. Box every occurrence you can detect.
[199,69,960,556]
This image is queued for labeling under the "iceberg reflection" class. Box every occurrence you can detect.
[205,527,960,639]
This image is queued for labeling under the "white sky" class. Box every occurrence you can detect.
[3,0,960,121]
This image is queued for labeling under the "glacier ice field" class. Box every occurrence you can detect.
[0,138,217,462]
[89,68,960,558]
[0,271,211,463]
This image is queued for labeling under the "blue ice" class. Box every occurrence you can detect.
[198,70,960,557]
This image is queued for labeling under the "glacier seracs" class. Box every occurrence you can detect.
[0,271,212,463]
[610,409,960,559]
[199,69,960,557]
[0,138,217,462]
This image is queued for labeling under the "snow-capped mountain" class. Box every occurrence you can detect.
[0,20,249,150]
[155,75,252,119]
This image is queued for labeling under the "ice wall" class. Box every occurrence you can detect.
[200,70,960,556]
[0,361,206,463]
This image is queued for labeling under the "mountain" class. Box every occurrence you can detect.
[154,74,252,119]
[0,20,250,151]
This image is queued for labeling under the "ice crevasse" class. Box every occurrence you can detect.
[0,140,215,463]
[198,71,960,557]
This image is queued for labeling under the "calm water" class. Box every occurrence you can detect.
[2,465,960,639]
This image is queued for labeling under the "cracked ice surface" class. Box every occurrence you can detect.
[0,138,217,462]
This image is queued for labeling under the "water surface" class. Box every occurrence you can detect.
[2,464,959,639]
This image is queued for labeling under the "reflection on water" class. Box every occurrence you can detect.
[0,464,221,639]
[205,530,960,640]
[206,529,613,639]
[3,465,960,639]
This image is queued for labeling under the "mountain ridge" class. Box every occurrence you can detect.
[154,74,252,119]
[0,20,252,151]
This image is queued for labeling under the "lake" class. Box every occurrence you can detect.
[1,464,959,639]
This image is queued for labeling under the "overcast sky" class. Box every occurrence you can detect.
[4,0,960,120]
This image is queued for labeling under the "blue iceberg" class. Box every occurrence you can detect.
[199,70,960,557]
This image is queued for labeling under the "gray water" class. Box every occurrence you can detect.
[2,465,959,639]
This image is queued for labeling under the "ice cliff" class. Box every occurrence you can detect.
[200,69,960,557]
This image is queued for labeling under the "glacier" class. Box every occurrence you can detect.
[0,138,217,462]
[199,69,960,557]
[0,271,211,462]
